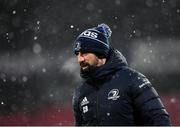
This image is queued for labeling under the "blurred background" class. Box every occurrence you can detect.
[0,0,180,125]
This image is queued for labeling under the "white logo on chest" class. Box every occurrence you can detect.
[82,106,88,113]
[108,89,120,100]
[81,97,89,113]
[81,97,89,106]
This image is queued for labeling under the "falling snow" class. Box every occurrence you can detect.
[177,9,180,13]
[37,21,40,25]
[33,36,38,40]
[23,9,27,12]
[12,10,16,14]
[22,76,28,82]
[0,0,179,125]
[107,112,111,116]
[42,68,47,73]
[33,43,42,54]
[70,25,74,28]
[170,97,176,103]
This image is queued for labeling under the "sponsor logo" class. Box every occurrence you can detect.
[80,30,98,39]
[81,97,89,113]
[81,97,89,106]
[82,105,88,113]
[108,89,120,100]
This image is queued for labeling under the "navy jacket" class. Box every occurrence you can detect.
[72,48,171,126]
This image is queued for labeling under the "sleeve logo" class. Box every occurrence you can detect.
[139,78,150,88]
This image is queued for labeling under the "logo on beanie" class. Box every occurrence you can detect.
[80,30,98,39]
[75,42,81,51]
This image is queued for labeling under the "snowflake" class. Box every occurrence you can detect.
[70,25,74,28]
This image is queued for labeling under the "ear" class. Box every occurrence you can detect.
[97,58,106,66]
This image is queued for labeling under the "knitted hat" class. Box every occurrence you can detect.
[74,23,112,58]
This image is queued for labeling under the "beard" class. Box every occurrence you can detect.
[80,65,98,81]
[79,60,98,72]
[80,64,97,73]
[80,62,99,80]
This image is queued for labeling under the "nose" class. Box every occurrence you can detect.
[77,52,85,63]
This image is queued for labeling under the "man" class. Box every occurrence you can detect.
[72,23,171,126]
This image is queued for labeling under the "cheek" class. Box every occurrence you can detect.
[88,57,99,66]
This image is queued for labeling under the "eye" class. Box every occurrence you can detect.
[75,51,79,56]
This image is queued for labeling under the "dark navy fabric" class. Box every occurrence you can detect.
[72,48,171,126]
[75,36,109,57]
[74,24,111,58]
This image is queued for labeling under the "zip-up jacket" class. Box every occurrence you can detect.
[72,48,171,126]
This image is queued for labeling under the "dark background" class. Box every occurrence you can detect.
[0,0,180,125]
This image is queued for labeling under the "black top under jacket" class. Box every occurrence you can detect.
[72,48,171,126]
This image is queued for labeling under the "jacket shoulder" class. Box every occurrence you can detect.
[114,67,154,95]
[114,66,144,84]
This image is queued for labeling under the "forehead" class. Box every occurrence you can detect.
[78,52,97,57]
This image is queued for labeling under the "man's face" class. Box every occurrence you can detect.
[76,52,100,70]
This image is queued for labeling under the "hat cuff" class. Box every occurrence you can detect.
[74,37,109,57]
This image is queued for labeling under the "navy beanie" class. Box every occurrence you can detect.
[74,23,112,58]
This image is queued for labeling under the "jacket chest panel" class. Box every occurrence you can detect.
[79,81,133,123]
[98,85,132,117]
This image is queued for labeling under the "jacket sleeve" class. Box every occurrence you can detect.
[130,72,171,126]
[72,88,83,126]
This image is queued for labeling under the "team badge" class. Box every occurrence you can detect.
[108,89,120,100]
